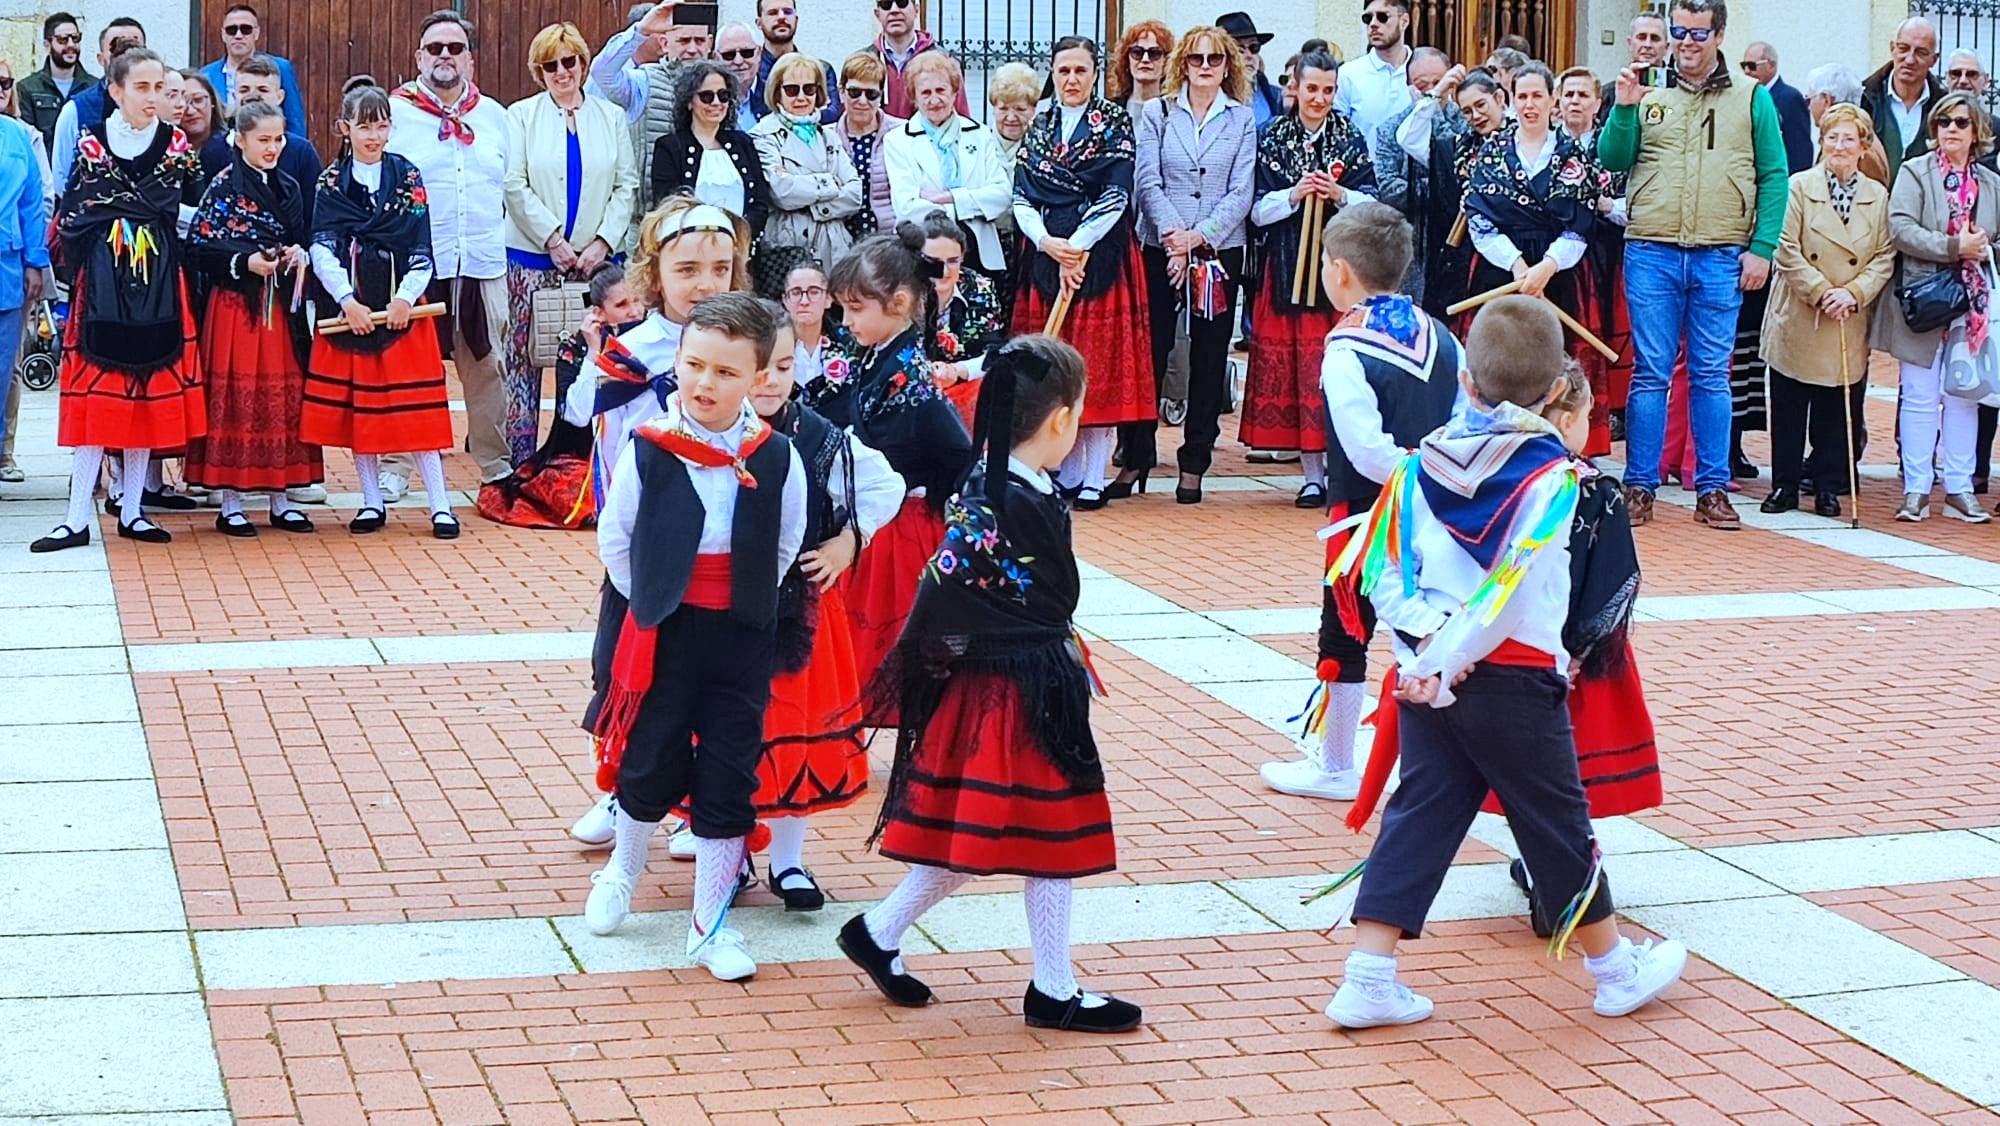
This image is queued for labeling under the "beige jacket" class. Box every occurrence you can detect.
[1762,169,1894,385]
[504,92,640,258]
[1870,152,2000,366]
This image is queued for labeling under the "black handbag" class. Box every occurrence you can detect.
[1899,260,1972,334]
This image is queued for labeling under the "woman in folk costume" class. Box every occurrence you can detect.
[183,99,322,536]
[32,49,206,553]
[839,335,1142,1034]
[911,210,1005,428]
[801,229,972,689]
[302,77,458,538]
[1009,35,1154,510]
[1242,48,1378,509]
[1457,63,1612,456]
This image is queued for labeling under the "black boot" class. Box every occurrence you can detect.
[837,914,932,1007]
[1023,983,1143,1033]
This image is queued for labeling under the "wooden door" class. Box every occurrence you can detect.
[1408,0,1576,70]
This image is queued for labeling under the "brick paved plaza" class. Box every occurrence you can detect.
[6,361,2000,1124]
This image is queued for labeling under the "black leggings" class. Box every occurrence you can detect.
[1118,245,1244,477]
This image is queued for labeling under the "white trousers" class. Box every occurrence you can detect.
[1899,353,1980,496]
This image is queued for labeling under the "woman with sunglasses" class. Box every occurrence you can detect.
[833,52,905,237]
[503,22,638,466]
[1110,20,1174,114]
[753,54,865,293]
[1877,91,2000,523]
[649,60,771,232]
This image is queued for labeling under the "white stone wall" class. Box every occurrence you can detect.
[0,0,193,73]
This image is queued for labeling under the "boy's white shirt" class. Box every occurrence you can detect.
[560,313,684,454]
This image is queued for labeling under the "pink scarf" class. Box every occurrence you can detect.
[1946,157,1990,350]
[392,81,483,145]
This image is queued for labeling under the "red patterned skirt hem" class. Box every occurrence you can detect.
[186,288,323,490]
[302,330,454,454]
[56,287,206,451]
[1011,236,1155,427]
[1241,282,1338,451]
[845,496,943,691]
[755,585,870,816]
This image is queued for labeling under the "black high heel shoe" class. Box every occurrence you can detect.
[1176,473,1203,505]
[1101,468,1150,500]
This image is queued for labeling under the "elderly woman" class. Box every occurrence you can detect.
[754,53,864,287]
[1761,104,1894,518]
[832,52,902,237]
[649,60,770,228]
[504,22,638,467]
[1876,92,2000,523]
[1127,26,1255,504]
[883,52,1011,277]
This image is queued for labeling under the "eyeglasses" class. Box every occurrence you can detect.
[0,79,13,93]
[50,32,81,45]
[1128,45,1165,61]
[422,41,468,57]
[784,285,827,302]
[1937,114,1976,131]
[719,47,759,61]
[1668,25,1715,43]
[1235,37,1261,54]
[692,87,730,104]
[781,82,820,98]
[927,254,963,269]
[1950,67,1986,80]
[538,55,581,74]
[1187,52,1227,69]
[844,85,882,101]
[876,0,912,10]
[222,23,256,37]
[1740,59,1764,70]
[1360,10,1398,24]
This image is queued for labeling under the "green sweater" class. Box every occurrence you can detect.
[1598,84,1790,259]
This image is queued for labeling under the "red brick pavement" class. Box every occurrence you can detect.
[206,922,1999,1126]
[1811,879,2000,988]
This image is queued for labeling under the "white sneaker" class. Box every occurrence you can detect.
[1324,978,1434,1028]
[569,794,616,847]
[379,470,410,503]
[666,824,698,860]
[286,484,329,505]
[689,926,757,981]
[583,869,636,936]
[1592,938,1688,1017]
[1261,759,1361,801]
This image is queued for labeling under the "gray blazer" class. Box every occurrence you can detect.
[1134,94,1257,251]
[1873,151,2000,366]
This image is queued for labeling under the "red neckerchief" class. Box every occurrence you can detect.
[633,409,773,488]
[393,81,483,145]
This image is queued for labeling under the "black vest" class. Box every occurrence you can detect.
[627,432,794,629]
[1325,320,1463,507]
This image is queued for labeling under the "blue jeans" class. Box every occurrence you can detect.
[0,302,23,455]
[1621,241,1744,494]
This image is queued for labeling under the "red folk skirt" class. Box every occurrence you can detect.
[755,584,869,815]
[301,328,454,454]
[879,672,1116,879]
[1011,237,1154,427]
[56,282,206,451]
[1240,284,1339,452]
[185,288,323,491]
[1450,262,1614,457]
[845,495,944,691]
[943,377,981,431]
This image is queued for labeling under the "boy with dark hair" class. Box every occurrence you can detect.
[582,291,808,983]
[1322,295,1686,1029]
[1262,201,1462,804]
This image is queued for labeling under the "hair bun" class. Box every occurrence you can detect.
[893,220,927,255]
[343,74,380,95]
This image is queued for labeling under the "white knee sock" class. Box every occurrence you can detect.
[104,446,123,499]
[1024,877,1104,1006]
[605,802,659,884]
[217,490,245,519]
[864,864,971,955]
[64,445,105,532]
[120,448,150,526]
[144,457,164,492]
[414,451,450,516]
[765,816,812,890]
[268,491,295,518]
[355,454,384,510]
[1301,452,1327,486]
[687,835,747,952]
[1081,429,1113,493]
[1314,682,1366,774]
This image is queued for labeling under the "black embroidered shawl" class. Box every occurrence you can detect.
[1253,111,1378,313]
[933,270,1005,364]
[1565,466,1641,677]
[186,155,307,292]
[804,325,970,510]
[58,123,203,372]
[1463,125,1599,266]
[1013,95,1136,300]
[310,152,433,356]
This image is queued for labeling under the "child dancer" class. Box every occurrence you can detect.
[1264,202,1463,803]
[33,48,206,552]
[911,212,1005,428]
[583,293,807,984]
[839,335,1142,1034]
[804,228,973,685]
[184,99,322,536]
[1323,297,1684,1029]
[302,77,457,538]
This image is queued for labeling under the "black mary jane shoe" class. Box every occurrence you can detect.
[215,512,259,538]
[117,518,173,544]
[1022,983,1143,1033]
[349,507,387,534]
[767,866,826,912]
[1294,482,1326,510]
[1509,858,1554,940]
[270,510,316,534]
[431,512,462,540]
[837,914,933,1007]
[1071,488,1108,512]
[29,524,90,553]
[1101,469,1149,500]
[1759,488,1799,515]
[1815,492,1842,519]
[142,487,200,511]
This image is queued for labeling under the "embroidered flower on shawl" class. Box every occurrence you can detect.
[936,327,961,356]
[824,354,851,384]
[927,495,1034,601]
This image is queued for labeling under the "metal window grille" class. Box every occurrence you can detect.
[930,0,1115,121]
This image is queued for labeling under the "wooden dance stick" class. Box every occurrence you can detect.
[1290,194,1324,306]
[1446,207,1469,248]
[1044,253,1089,337]
[1305,196,1328,305]
[1541,299,1620,362]
[1444,278,1523,316]
[315,301,447,337]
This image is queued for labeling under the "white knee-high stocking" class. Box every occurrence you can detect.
[355,454,384,510]
[605,802,659,884]
[217,490,245,519]
[1024,877,1103,1005]
[268,491,296,518]
[687,835,747,952]
[120,448,151,527]
[1315,682,1366,774]
[63,445,105,532]
[414,451,449,516]
[1301,451,1327,487]
[765,816,813,890]
[864,865,971,956]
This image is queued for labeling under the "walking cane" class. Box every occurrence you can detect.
[1838,332,1862,528]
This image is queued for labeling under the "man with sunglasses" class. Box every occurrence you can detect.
[870,0,968,121]
[48,17,145,202]
[1336,0,1414,141]
[17,12,96,152]
[198,4,306,136]
[1861,17,1946,185]
[717,24,767,131]
[1738,41,1811,174]
[1216,12,1281,127]
[590,3,719,201]
[1599,0,1789,533]
[749,0,843,125]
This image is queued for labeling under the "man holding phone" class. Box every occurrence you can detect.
[590,2,720,202]
[870,0,966,120]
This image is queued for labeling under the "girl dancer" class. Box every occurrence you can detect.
[913,211,1006,428]
[301,77,457,538]
[184,99,321,536]
[33,48,206,553]
[839,335,1141,1033]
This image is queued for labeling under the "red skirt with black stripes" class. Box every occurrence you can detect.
[878,671,1115,879]
[301,329,454,455]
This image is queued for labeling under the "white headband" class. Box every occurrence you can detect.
[652,204,738,244]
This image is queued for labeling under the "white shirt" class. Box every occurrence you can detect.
[1008,455,1055,494]
[694,147,747,217]
[309,158,436,307]
[1249,121,1378,227]
[388,83,509,280]
[598,395,810,599]
[1335,49,1415,142]
[1890,89,1927,153]
[830,429,909,544]
[587,24,656,126]
[564,312,685,463]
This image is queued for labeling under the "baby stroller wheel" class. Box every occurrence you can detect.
[18,351,56,392]
[1159,397,1187,426]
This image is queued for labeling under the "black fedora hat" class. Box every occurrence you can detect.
[1216,12,1274,45]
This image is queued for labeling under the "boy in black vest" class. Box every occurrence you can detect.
[584,293,808,982]
[1262,201,1465,805]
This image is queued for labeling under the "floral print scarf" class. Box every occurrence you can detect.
[1945,159,1989,350]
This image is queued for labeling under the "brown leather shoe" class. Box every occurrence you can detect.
[1624,486,1654,527]
[1694,489,1742,530]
